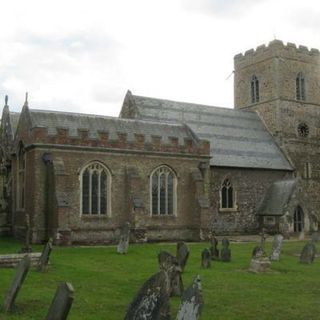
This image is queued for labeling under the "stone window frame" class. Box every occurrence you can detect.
[250,75,260,104]
[304,162,312,179]
[149,165,177,217]
[219,178,238,212]
[296,72,306,101]
[79,161,112,217]
[16,142,26,211]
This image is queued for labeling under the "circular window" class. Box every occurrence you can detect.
[297,123,309,137]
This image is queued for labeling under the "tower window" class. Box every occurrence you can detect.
[250,75,260,103]
[296,72,305,101]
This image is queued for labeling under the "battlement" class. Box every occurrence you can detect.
[234,40,320,66]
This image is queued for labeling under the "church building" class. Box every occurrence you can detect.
[0,40,319,244]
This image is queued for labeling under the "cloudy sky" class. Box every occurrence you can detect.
[1,0,320,116]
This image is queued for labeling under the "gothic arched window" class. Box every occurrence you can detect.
[150,165,177,216]
[293,206,304,232]
[221,179,234,209]
[17,143,25,210]
[296,72,305,101]
[251,75,260,103]
[80,162,111,216]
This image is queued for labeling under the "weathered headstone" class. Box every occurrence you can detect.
[37,238,53,272]
[300,242,316,264]
[3,255,31,312]
[158,251,183,297]
[270,234,284,261]
[209,237,219,260]
[201,249,211,268]
[250,240,271,273]
[45,282,74,320]
[124,270,171,320]
[117,222,130,254]
[220,238,231,262]
[252,245,265,258]
[176,242,189,272]
[176,275,203,320]
[311,232,320,243]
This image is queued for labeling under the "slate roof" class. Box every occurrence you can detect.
[256,179,297,216]
[120,93,293,170]
[28,109,199,146]
[9,112,20,137]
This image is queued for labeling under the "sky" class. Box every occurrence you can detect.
[1,0,320,116]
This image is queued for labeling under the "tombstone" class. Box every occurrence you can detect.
[117,222,130,254]
[176,242,189,272]
[209,237,219,260]
[220,238,231,262]
[270,234,284,261]
[45,282,74,320]
[311,232,320,243]
[37,238,53,272]
[252,245,265,258]
[300,242,316,264]
[158,251,183,297]
[124,270,171,320]
[3,255,31,312]
[176,275,203,320]
[250,240,271,273]
[201,249,211,268]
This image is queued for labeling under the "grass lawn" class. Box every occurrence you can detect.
[0,237,319,319]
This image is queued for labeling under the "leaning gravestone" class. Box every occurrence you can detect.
[300,242,316,264]
[209,237,219,260]
[117,222,130,254]
[176,275,203,320]
[270,234,284,261]
[176,242,189,272]
[124,270,171,320]
[158,251,183,297]
[220,238,231,262]
[37,238,53,272]
[201,249,211,268]
[46,282,74,320]
[3,255,31,312]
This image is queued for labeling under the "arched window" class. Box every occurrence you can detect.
[17,143,25,210]
[150,165,177,216]
[221,179,234,209]
[80,162,111,216]
[251,75,260,103]
[296,72,305,101]
[293,206,304,232]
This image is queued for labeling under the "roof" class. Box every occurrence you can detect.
[28,108,199,146]
[256,179,297,216]
[120,93,293,170]
[9,112,20,137]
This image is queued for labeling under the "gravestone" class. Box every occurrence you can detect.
[270,234,284,261]
[250,241,271,273]
[209,237,219,260]
[3,255,31,312]
[37,238,53,272]
[252,229,267,258]
[311,232,320,243]
[124,270,171,320]
[176,275,203,320]
[220,238,231,262]
[158,251,183,297]
[46,282,74,320]
[176,242,189,272]
[201,249,211,268]
[117,222,130,254]
[300,242,316,264]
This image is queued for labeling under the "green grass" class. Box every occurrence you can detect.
[0,237,320,319]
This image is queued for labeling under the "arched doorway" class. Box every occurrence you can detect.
[293,206,304,232]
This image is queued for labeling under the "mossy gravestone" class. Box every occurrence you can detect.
[270,234,284,261]
[201,249,211,268]
[176,242,189,272]
[209,237,219,260]
[3,255,31,312]
[300,242,316,264]
[37,238,53,272]
[220,238,231,262]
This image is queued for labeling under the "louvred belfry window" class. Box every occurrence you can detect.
[296,72,306,101]
[251,75,260,103]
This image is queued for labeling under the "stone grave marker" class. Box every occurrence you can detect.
[117,222,130,254]
[270,234,284,261]
[176,275,203,320]
[250,237,271,273]
[45,282,74,320]
[37,238,53,272]
[3,255,31,312]
[124,270,171,320]
[311,232,320,243]
[158,251,183,297]
[201,249,211,268]
[176,241,189,272]
[220,238,231,262]
[209,237,219,260]
[300,242,316,264]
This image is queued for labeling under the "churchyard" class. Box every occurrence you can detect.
[0,236,319,319]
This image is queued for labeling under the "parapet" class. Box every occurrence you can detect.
[234,40,320,67]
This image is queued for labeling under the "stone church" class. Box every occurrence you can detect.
[0,40,319,244]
